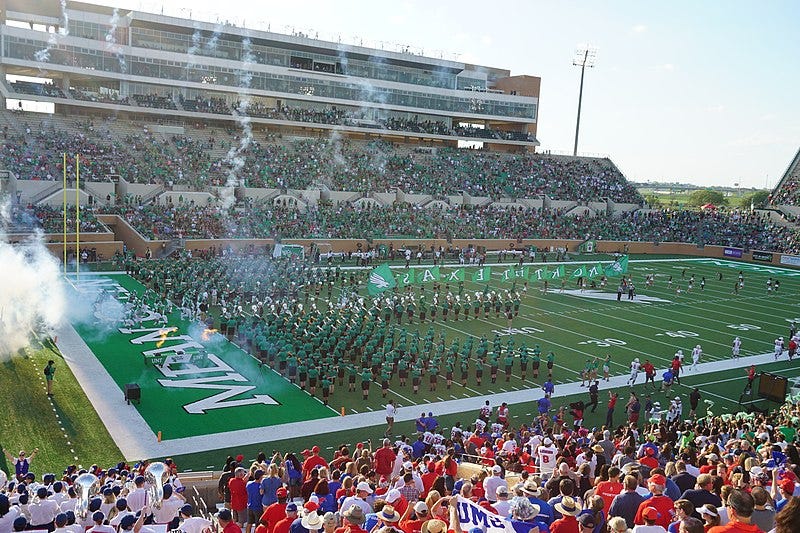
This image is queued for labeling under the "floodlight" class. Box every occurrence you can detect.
[572,44,599,156]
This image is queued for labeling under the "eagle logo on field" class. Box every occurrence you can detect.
[369,272,390,289]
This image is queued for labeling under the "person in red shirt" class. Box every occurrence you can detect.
[639,447,659,470]
[216,509,243,533]
[374,439,397,479]
[228,468,249,527]
[707,489,762,533]
[699,454,720,475]
[420,462,438,496]
[671,356,682,385]
[259,487,288,533]
[272,503,298,533]
[302,446,329,481]
[634,474,675,530]
[744,366,757,394]
[642,360,656,391]
[551,496,581,533]
[594,466,623,513]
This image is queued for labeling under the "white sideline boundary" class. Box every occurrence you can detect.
[54,317,785,460]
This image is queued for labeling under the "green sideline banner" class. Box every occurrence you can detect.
[375,256,629,293]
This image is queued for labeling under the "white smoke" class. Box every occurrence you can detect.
[187,27,202,65]
[104,8,127,73]
[0,200,67,360]
[219,37,255,209]
[34,0,69,64]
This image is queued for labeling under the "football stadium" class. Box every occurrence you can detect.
[1,1,800,533]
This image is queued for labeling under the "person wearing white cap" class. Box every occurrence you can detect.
[394,462,423,494]
[483,465,507,503]
[341,482,373,517]
[493,486,512,517]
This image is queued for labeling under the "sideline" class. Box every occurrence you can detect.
[54,318,784,460]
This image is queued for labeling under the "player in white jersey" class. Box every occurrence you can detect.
[775,337,785,359]
[675,349,684,363]
[691,345,702,371]
[627,358,641,386]
[732,337,741,358]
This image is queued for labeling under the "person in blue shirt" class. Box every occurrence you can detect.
[661,369,674,393]
[246,469,265,532]
[543,379,555,396]
[424,412,439,431]
[415,413,427,433]
[412,435,427,459]
[537,395,552,416]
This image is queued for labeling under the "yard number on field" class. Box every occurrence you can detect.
[579,338,627,347]
[655,330,699,338]
[727,324,761,331]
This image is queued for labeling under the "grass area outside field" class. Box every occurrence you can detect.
[0,340,122,477]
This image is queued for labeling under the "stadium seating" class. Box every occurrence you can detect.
[0,109,636,200]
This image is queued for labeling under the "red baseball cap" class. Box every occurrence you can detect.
[648,474,667,486]
[643,507,659,520]
[302,449,311,456]
[312,445,320,453]
[304,502,319,513]
[276,487,288,497]
[779,479,795,494]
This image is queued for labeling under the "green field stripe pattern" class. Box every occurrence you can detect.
[70,275,337,440]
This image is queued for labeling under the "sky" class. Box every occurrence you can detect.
[91,0,800,189]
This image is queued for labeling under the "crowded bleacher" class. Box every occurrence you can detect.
[2,394,799,533]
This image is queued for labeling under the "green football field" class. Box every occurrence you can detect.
[69,274,338,440]
[4,254,800,474]
[69,257,800,433]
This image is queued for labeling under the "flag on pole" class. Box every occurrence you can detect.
[471,267,492,283]
[418,267,440,284]
[569,265,587,280]
[548,265,565,280]
[367,264,397,296]
[514,266,529,279]
[530,266,549,282]
[397,269,415,287]
[443,268,465,282]
[501,268,515,283]
[604,255,629,277]
[586,262,605,279]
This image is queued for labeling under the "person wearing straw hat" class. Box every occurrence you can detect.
[336,506,367,533]
[300,508,324,533]
[419,519,446,533]
[374,505,403,533]
[550,496,581,533]
[520,480,553,525]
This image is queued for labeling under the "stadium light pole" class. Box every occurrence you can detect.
[572,45,598,156]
